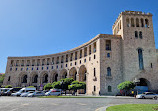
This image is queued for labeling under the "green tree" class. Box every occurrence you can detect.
[68,81,86,96]
[117,81,135,96]
[52,81,62,89]
[0,74,5,83]
[44,83,53,90]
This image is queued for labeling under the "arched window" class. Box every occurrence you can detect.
[131,18,135,27]
[145,19,149,28]
[22,75,27,83]
[139,31,142,39]
[33,75,38,83]
[94,86,96,92]
[55,74,58,82]
[108,86,112,92]
[138,49,144,70]
[141,18,144,27]
[8,76,10,81]
[94,68,96,77]
[126,18,130,27]
[107,67,111,76]
[136,18,139,27]
[135,31,138,38]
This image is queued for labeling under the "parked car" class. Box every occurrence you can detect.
[11,87,36,96]
[0,88,12,96]
[28,91,45,97]
[3,88,22,96]
[136,92,158,99]
[45,89,62,96]
[20,91,34,97]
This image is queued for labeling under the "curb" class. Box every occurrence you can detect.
[95,104,120,111]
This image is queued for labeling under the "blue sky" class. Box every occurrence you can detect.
[0,0,158,73]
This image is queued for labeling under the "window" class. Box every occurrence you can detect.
[56,57,59,64]
[80,50,82,58]
[126,18,130,27]
[70,53,73,61]
[135,31,138,38]
[61,56,64,63]
[56,65,58,69]
[136,18,139,27]
[106,40,111,50]
[47,67,49,70]
[89,45,91,55]
[8,76,10,81]
[42,67,43,70]
[75,52,77,60]
[26,68,28,71]
[139,31,142,39]
[94,55,96,59]
[80,60,81,64]
[61,65,62,68]
[21,68,23,71]
[10,68,12,71]
[93,42,96,53]
[138,49,144,70]
[37,67,38,70]
[131,18,135,27]
[89,57,91,61]
[66,64,67,67]
[66,55,68,62]
[107,67,111,76]
[75,62,77,65]
[94,68,96,77]
[151,63,153,68]
[108,86,112,92]
[94,86,96,92]
[84,59,86,63]
[84,47,87,57]
[16,68,18,71]
[52,66,53,69]
[32,68,33,70]
[70,63,72,66]
[141,18,144,27]
[145,19,149,28]
[107,53,110,58]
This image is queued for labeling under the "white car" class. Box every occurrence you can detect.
[27,91,45,97]
[20,91,34,97]
[136,92,158,99]
[45,89,62,96]
[11,87,36,96]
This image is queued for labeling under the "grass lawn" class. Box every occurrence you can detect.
[39,96,106,98]
[106,104,158,111]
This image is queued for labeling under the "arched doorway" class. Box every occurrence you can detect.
[78,65,87,94]
[135,78,149,94]
[50,70,58,83]
[69,67,77,80]
[60,69,67,79]
[22,75,27,83]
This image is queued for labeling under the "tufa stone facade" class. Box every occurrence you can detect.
[3,11,158,95]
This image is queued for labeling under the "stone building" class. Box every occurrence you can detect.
[3,11,158,95]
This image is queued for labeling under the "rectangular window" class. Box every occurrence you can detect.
[106,40,111,50]
[94,68,96,77]
[107,53,110,58]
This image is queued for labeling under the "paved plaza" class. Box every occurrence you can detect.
[0,96,157,111]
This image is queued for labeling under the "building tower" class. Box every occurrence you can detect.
[112,11,158,90]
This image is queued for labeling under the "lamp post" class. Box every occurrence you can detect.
[133,78,140,95]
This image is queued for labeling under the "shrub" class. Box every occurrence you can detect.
[5,85,12,88]
[117,81,135,90]
[27,86,35,88]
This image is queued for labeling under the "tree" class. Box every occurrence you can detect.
[0,74,5,83]
[44,83,53,90]
[52,81,62,89]
[117,81,135,96]
[68,81,86,96]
